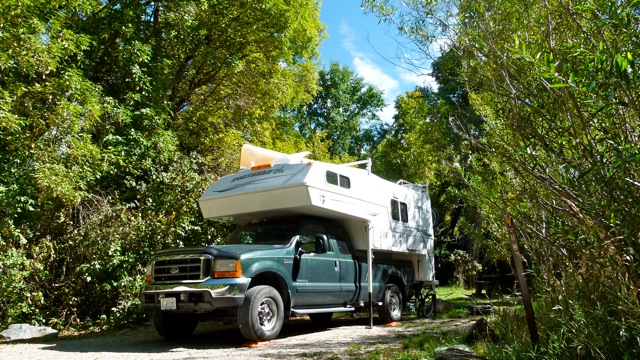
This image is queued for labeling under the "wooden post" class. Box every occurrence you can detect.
[506,216,539,345]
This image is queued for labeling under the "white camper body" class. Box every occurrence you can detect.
[198,145,436,282]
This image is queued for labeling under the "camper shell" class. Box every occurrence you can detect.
[199,145,435,281]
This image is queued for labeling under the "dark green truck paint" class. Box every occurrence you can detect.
[143,216,414,341]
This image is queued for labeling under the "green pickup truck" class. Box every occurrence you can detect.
[143,216,414,342]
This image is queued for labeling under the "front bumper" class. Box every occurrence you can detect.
[143,277,251,313]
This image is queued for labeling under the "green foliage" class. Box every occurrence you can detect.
[366,0,640,357]
[449,250,482,288]
[0,0,322,330]
[0,246,45,326]
[400,327,466,356]
[290,61,386,159]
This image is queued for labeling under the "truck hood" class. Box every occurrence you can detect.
[216,244,288,255]
[153,246,241,259]
[153,244,287,259]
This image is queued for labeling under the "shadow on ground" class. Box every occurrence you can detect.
[30,314,475,359]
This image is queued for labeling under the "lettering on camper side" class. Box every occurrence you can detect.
[230,167,286,182]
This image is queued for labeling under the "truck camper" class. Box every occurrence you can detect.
[143,144,437,342]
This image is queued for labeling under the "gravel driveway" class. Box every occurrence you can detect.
[0,315,475,360]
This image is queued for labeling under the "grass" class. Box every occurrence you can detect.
[433,285,473,318]
[343,324,470,360]
[433,285,525,317]
[339,285,528,359]
[343,284,640,360]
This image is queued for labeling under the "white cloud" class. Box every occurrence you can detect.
[340,21,401,123]
[397,68,438,91]
[352,57,400,99]
[339,20,358,54]
[338,20,441,123]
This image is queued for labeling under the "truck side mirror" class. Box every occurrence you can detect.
[314,235,329,254]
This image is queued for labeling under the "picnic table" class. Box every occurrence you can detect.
[474,274,514,297]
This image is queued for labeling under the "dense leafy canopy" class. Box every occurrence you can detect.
[0,0,323,328]
[290,61,386,159]
[4,1,639,357]
[365,0,640,358]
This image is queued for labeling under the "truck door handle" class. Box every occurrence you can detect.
[335,260,339,271]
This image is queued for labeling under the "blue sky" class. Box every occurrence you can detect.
[318,1,436,123]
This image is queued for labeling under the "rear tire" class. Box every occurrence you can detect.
[309,312,333,326]
[238,285,284,342]
[153,310,198,340]
[378,284,403,323]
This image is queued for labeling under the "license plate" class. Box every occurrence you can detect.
[160,297,177,310]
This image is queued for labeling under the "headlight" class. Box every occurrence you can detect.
[145,262,153,283]
[213,259,242,278]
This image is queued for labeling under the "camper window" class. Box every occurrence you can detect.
[326,171,338,185]
[391,199,409,223]
[391,200,400,221]
[339,175,351,189]
[325,171,351,189]
[400,202,409,222]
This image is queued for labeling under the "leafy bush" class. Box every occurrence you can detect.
[449,250,482,288]
[0,244,46,326]
[0,0,323,332]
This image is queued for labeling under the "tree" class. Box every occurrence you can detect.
[364,0,640,357]
[373,48,493,286]
[291,61,386,159]
[0,0,323,329]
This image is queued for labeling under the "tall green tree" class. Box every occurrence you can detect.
[365,0,640,358]
[374,52,489,286]
[0,0,323,329]
[290,61,386,159]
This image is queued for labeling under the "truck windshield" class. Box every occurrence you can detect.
[224,222,297,245]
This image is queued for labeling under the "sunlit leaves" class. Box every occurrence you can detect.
[0,0,323,329]
[291,61,386,159]
[366,0,640,356]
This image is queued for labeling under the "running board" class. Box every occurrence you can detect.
[292,306,355,315]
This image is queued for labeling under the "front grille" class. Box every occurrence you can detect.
[152,254,212,282]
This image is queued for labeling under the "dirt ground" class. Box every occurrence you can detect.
[0,314,475,360]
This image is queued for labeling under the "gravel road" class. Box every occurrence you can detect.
[0,315,475,360]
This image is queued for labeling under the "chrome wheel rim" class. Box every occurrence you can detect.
[389,292,401,317]
[258,298,277,330]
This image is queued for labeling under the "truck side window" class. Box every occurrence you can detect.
[299,223,332,252]
[335,238,351,255]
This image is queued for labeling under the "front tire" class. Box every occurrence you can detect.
[153,310,198,340]
[238,285,284,342]
[378,284,403,323]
